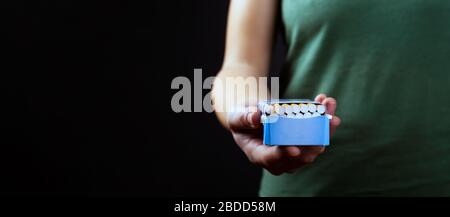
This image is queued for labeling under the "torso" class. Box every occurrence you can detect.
[260,0,450,196]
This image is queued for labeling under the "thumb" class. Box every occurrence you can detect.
[227,109,261,130]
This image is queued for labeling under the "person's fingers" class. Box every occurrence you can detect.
[300,146,326,155]
[290,150,322,165]
[247,111,261,127]
[248,145,301,173]
[251,145,286,168]
[322,97,337,115]
[330,115,341,136]
[314,94,327,103]
[300,152,321,163]
[266,146,325,175]
[330,115,341,127]
[237,136,262,159]
[227,110,261,130]
[284,146,325,171]
[251,145,276,165]
[280,146,302,158]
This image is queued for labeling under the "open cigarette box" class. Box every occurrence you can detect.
[258,99,330,146]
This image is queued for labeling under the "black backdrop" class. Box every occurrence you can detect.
[0,0,285,196]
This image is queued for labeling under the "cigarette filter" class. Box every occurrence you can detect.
[317,105,326,114]
[299,104,308,113]
[264,105,274,115]
[274,104,285,115]
[294,113,304,119]
[307,103,317,113]
[283,104,293,115]
[291,104,301,114]
[303,112,312,118]
[260,114,267,123]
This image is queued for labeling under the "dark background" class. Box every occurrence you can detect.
[0,0,285,196]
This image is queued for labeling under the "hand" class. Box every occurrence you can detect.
[226,94,341,175]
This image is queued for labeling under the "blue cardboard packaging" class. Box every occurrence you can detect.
[259,99,330,146]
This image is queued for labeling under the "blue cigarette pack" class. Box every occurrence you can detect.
[259,99,330,146]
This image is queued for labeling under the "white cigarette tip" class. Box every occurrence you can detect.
[300,104,308,113]
[308,104,316,112]
[260,114,267,123]
[317,105,326,114]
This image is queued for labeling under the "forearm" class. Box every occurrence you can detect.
[214,0,278,129]
[212,66,270,129]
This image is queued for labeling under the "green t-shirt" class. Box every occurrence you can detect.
[260,0,450,196]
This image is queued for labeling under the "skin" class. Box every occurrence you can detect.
[212,0,341,175]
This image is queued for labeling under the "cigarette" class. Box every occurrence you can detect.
[317,104,326,114]
[311,112,320,117]
[260,114,267,123]
[294,113,304,119]
[291,104,301,114]
[303,112,312,118]
[307,103,316,113]
[260,104,266,114]
[274,104,285,115]
[282,104,292,115]
[299,104,308,113]
[264,104,274,115]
